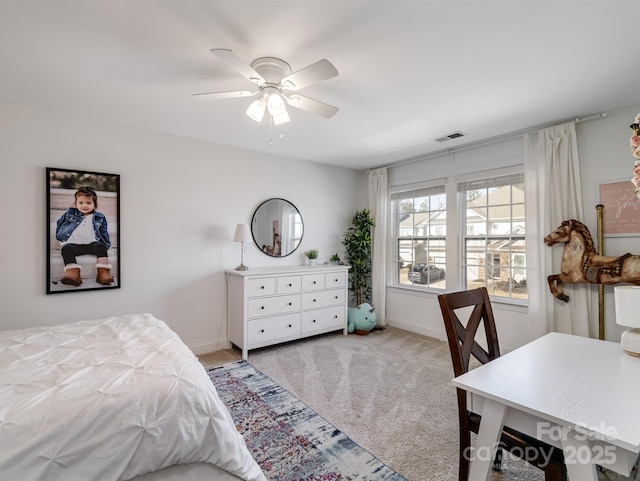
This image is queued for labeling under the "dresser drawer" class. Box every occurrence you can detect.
[247,313,301,346]
[301,288,346,310]
[246,277,276,297]
[277,276,301,294]
[302,273,325,291]
[247,294,301,318]
[301,306,345,334]
[324,271,347,289]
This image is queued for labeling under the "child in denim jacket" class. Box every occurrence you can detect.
[56,186,114,286]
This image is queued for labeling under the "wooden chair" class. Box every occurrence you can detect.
[438,287,566,481]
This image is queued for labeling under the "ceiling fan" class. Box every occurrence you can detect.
[192,49,339,125]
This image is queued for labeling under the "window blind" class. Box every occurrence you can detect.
[391,184,445,201]
[457,172,524,192]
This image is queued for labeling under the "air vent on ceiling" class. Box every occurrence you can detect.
[435,131,465,142]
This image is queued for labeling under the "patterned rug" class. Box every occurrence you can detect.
[208,360,409,481]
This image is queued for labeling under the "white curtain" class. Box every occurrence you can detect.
[524,122,590,339]
[368,167,388,326]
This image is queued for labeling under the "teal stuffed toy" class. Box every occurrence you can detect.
[348,303,377,335]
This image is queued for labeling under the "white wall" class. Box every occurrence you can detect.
[578,105,640,342]
[0,101,367,353]
[385,103,640,351]
[3,100,639,354]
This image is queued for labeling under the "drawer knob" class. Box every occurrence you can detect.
[260,306,265,310]
[334,278,338,282]
[288,324,292,328]
[260,286,265,289]
[288,302,292,306]
[288,283,292,287]
[313,281,317,284]
[335,296,338,299]
[334,315,338,319]
[260,329,265,333]
[313,299,317,302]
[312,319,317,323]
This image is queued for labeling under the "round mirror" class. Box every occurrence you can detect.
[251,198,303,257]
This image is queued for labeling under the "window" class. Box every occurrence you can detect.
[458,173,527,300]
[390,169,526,303]
[391,184,447,288]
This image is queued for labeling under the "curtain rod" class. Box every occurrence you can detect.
[372,112,608,171]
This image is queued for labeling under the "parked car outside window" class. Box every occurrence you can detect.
[407,264,445,284]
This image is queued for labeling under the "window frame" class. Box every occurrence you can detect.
[388,167,527,306]
[458,171,526,302]
[390,180,447,291]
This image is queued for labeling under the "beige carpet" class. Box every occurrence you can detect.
[199,327,551,481]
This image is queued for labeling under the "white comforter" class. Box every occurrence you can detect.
[0,313,266,481]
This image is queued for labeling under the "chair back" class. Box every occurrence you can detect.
[439,289,567,481]
[438,287,500,377]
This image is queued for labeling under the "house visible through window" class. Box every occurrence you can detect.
[390,169,527,303]
[459,172,526,300]
[391,184,446,288]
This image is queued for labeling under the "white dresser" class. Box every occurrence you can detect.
[226,265,350,359]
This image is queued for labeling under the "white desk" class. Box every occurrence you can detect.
[452,332,640,481]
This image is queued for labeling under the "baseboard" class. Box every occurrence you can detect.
[187,337,231,356]
[189,323,445,355]
[387,319,518,354]
[386,319,446,342]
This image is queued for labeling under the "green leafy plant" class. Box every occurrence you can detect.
[329,253,343,265]
[335,209,375,306]
[304,249,319,260]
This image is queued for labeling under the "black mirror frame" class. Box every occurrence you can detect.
[251,198,303,257]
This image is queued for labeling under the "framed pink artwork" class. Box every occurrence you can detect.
[598,180,640,236]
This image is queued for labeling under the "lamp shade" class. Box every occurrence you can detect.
[233,224,252,243]
[245,98,266,123]
[267,92,286,116]
[615,286,640,328]
[615,286,640,357]
[271,109,290,126]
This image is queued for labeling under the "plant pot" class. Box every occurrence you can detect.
[309,259,317,266]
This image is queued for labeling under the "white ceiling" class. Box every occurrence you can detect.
[1,1,638,171]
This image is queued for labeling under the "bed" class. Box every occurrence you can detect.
[0,313,266,481]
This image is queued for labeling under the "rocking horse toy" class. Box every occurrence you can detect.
[543,219,640,302]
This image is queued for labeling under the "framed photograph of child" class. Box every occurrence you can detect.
[46,167,121,294]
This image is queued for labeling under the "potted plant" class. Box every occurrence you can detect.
[304,249,319,266]
[331,209,376,333]
[332,209,376,307]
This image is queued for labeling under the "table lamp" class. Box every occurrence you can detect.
[614,286,640,356]
[233,224,252,271]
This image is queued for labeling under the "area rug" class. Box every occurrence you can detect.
[208,360,409,481]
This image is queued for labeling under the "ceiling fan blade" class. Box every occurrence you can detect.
[191,90,258,100]
[281,59,338,91]
[285,94,339,119]
[210,49,265,84]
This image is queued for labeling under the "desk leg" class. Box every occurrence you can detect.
[561,429,598,481]
[469,399,508,481]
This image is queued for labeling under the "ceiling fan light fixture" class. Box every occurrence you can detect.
[272,109,290,126]
[267,91,286,116]
[246,98,266,123]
